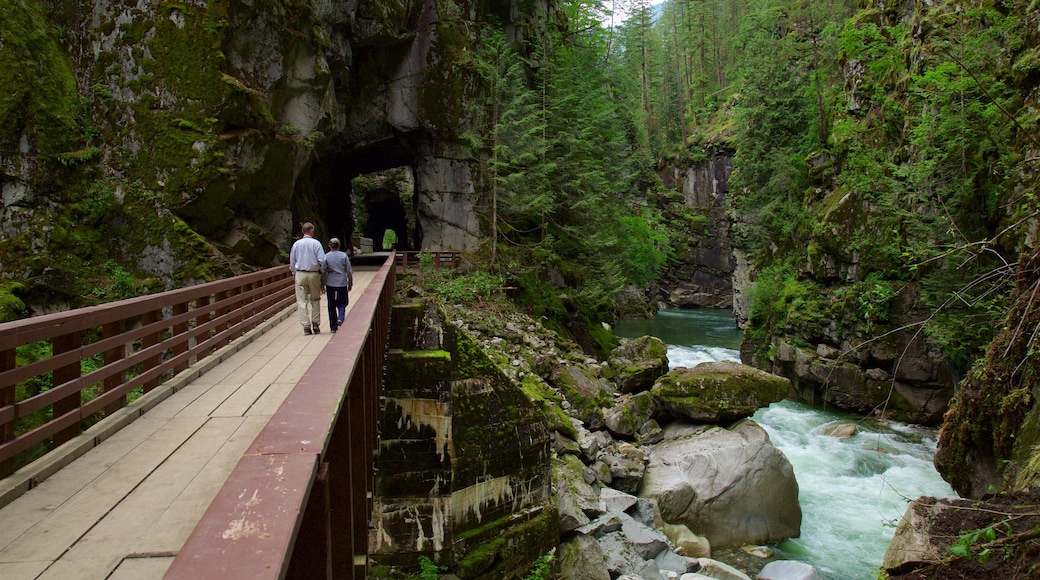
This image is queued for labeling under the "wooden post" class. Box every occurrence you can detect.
[102,321,126,416]
[194,295,211,361]
[1,347,15,477]
[141,310,161,392]
[172,302,189,374]
[287,462,332,579]
[52,331,82,446]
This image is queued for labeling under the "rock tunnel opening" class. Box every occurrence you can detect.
[304,141,419,254]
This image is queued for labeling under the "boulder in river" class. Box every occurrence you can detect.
[651,361,790,423]
[639,421,801,549]
[606,336,669,394]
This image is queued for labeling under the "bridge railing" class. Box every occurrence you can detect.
[0,266,295,477]
[394,250,460,270]
[165,253,395,579]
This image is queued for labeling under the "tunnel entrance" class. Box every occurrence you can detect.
[353,166,416,252]
[301,140,419,255]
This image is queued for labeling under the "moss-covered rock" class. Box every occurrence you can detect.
[551,363,615,430]
[0,283,28,322]
[652,361,790,424]
[603,391,658,439]
[605,335,669,394]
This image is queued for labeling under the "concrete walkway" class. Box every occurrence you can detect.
[0,268,377,580]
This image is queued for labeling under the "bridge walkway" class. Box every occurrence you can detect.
[0,268,379,580]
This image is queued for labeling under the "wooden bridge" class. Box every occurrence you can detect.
[0,252,426,579]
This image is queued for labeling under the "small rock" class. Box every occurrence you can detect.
[758,560,825,580]
[741,545,774,559]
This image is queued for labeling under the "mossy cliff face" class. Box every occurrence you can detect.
[934,245,1040,499]
[734,0,1039,426]
[372,302,555,579]
[652,150,737,311]
[0,0,549,315]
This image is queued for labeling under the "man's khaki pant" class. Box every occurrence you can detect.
[295,271,322,329]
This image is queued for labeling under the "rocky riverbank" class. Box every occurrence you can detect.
[445,302,826,579]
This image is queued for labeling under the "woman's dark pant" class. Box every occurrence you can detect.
[326,286,348,331]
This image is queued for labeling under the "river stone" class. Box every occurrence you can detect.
[819,422,857,438]
[554,431,582,456]
[694,558,752,580]
[660,522,711,558]
[606,335,669,394]
[654,549,700,575]
[600,487,639,515]
[758,560,825,580]
[553,454,600,532]
[639,421,801,549]
[601,442,647,494]
[652,361,790,423]
[636,560,667,580]
[577,427,615,462]
[882,497,950,570]
[577,513,623,538]
[629,496,657,527]
[559,533,610,580]
[554,364,615,429]
[619,513,670,559]
[605,391,659,438]
[599,532,653,578]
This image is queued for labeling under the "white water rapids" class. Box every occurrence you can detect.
[618,310,957,579]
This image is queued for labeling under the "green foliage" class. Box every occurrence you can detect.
[853,272,896,332]
[949,520,1012,562]
[417,555,444,580]
[523,548,555,580]
[745,262,823,334]
[428,270,506,305]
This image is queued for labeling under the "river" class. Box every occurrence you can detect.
[614,308,957,580]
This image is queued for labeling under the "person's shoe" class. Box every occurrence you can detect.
[312,325,321,334]
[338,318,344,326]
[331,328,337,333]
[303,327,312,335]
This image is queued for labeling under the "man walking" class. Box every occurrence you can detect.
[289,222,326,335]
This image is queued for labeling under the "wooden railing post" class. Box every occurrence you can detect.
[141,310,162,392]
[194,295,212,361]
[172,302,190,374]
[102,321,126,416]
[52,331,82,446]
[1,347,15,477]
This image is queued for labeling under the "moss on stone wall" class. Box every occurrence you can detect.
[453,507,557,580]
[0,0,84,169]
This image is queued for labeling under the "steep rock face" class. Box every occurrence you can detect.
[1,0,547,312]
[651,150,736,311]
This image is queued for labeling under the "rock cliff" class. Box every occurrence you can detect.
[0,0,548,313]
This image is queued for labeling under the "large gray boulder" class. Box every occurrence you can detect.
[553,454,601,533]
[652,361,790,423]
[559,533,610,580]
[639,421,801,549]
[606,336,669,394]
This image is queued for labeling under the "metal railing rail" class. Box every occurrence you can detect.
[164,253,396,580]
[0,266,294,476]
